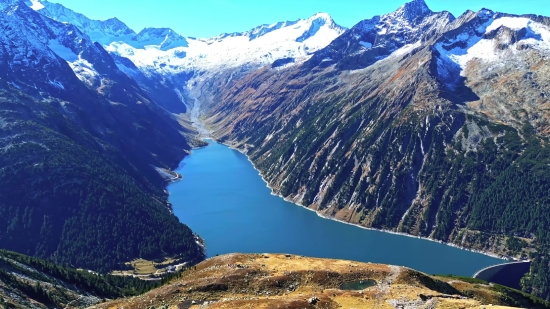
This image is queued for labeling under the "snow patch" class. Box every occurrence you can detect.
[435,15,550,89]
[486,17,532,33]
[359,41,372,49]
[48,40,78,62]
[49,80,65,89]
[28,0,44,10]
[69,57,99,85]
[391,41,421,57]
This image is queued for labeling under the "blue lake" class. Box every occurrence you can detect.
[169,141,503,276]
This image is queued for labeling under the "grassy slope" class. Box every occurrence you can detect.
[91,254,550,309]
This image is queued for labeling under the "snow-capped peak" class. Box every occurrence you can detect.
[393,0,431,20]
[309,12,332,20]
[106,12,346,79]
[297,12,345,43]
[26,0,44,10]
[382,0,432,25]
[131,27,188,50]
[369,0,447,40]
[434,12,550,90]
[26,0,136,45]
[478,8,494,18]
[305,12,340,29]
[203,12,344,43]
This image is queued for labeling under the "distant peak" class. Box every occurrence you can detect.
[136,27,182,37]
[131,27,187,50]
[394,0,432,18]
[105,17,123,23]
[477,8,495,18]
[308,12,332,21]
[307,12,347,32]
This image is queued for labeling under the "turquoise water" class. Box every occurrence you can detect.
[169,141,503,276]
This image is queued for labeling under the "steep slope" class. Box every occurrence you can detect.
[0,0,204,272]
[0,250,161,309]
[201,1,550,301]
[90,254,550,309]
[26,0,136,44]
[26,0,189,114]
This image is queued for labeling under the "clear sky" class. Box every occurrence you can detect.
[48,0,550,38]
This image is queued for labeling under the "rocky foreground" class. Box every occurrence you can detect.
[90,254,548,309]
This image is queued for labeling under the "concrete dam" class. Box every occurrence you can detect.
[473,261,531,290]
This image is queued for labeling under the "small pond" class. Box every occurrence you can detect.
[340,279,378,290]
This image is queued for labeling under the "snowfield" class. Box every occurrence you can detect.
[435,13,550,89]
[104,12,345,76]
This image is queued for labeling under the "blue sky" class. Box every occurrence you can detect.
[49,0,550,38]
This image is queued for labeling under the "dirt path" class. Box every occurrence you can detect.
[380,265,401,294]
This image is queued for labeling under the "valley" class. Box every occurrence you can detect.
[0,0,549,306]
[168,140,503,276]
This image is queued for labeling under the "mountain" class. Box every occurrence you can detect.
[306,0,454,70]
[8,0,550,301]
[26,0,136,45]
[0,249,164,309]
[195,0,550,301]
[26,1,346,114]
[130,27,188,50]
[90,254,550,309]
[25,0,189,113]
[0,0,204,272]
[105,12,346,81]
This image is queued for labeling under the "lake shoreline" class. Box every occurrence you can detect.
[217,141,507,265]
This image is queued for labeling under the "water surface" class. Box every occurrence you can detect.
[340,280,378,290]
[169,141,503,276]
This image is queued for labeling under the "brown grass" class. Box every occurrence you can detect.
[91,254,527,309]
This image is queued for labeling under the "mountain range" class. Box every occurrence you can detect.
[1,0,550,303]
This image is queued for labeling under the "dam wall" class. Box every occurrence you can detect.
[473,261,531,290]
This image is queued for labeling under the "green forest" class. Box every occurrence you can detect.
[0,89,204,273]
[0,249,188,307]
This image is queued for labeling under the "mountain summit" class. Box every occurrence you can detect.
[131,27,188,50]
[396,0,432,19]
[105,12,346,85]
[26,0,136,44]
[305,0,454,70]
